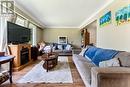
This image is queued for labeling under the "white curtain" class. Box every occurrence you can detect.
[0,16,13,70]
[29,23,37,46]
[0,16,12,52]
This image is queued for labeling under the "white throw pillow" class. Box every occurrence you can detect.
[66,45,71,50]
[57,45,63,50]
[44,46,51,53]
[79,47,88,56]
[99,58,120,67]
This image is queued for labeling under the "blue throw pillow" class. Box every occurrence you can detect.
[62,44,67,50]
[83,46,99,60]
[55,44,58,50]
[92,48,118,66]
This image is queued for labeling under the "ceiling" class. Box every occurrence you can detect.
[14,0,114,28]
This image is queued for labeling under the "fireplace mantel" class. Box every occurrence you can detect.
[8,44,32,71]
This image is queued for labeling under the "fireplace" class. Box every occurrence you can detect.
[20,48,29,65]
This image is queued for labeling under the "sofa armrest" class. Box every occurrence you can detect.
[91,67,130,87]
[72,48,81,54]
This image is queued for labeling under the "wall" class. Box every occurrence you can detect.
[96,0,130,52]
[43,28,81,48]
[36,27,43,43]
[85,20,97,45]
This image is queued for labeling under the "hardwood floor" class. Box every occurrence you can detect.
[1,56,85,87]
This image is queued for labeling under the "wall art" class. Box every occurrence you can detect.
[99,11,111,27]
[115,4,130,25]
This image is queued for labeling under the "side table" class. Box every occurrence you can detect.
[0,55,15,83]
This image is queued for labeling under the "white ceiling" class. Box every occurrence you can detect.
[14,0,114,28]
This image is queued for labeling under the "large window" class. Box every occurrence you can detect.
[15,15,26,27]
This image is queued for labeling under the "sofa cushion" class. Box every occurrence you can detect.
[62,50,71,53]
[92,48,118,66]
[77,61,92,84]
[115,51,130,67]
[99,58,120,67]
[53,49,62,53]
[73,54,97,85]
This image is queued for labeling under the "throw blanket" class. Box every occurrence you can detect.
[92,48,119,66]
[83,46,99,59]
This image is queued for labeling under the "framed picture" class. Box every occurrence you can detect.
[58,36,67,44]
[115,4,130,25]
[99,11,111,27]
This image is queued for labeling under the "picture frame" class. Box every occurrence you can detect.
[99,11,111,27]
[115,4,130,25]
[58,36,67,44]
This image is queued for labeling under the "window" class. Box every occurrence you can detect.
[15,15,26,26]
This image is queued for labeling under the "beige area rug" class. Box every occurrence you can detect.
[17,56,73,83]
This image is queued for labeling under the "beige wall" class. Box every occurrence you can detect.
[36,27,43,43]
[96,0,130,52]
[86,20,97,45]
[43,28,81,48]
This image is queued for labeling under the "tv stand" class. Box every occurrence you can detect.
[8,44,32,71]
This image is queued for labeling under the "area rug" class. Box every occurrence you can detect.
[17,56,73,83]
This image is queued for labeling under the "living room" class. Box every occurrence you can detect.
[0,0,130,87]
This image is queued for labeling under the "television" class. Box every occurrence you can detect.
[7,21,31,44]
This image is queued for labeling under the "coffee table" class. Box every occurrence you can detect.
[42,52,58,72]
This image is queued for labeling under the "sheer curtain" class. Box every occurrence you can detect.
[29,23,37,46]
[0,16,12,52]
[0,16,12,70]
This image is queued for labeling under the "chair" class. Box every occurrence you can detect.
[0,52,14,85]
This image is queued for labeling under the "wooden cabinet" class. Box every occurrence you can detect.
[81,29,90,48]
[8,44,32,71]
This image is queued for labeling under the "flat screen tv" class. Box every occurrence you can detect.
[7,21,31,44]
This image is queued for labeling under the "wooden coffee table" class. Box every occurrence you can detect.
[42,52,58,72]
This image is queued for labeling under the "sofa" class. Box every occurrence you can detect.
[37,42,72,56]
[52,43,72,56]
[73,46,130,87]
